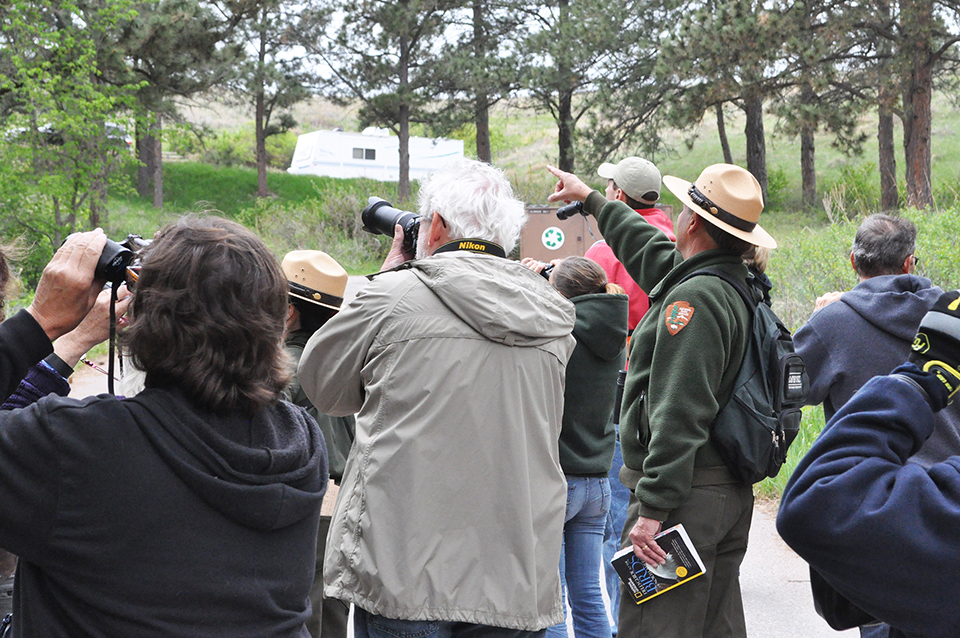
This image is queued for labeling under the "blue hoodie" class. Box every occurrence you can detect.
[778,367,960,638]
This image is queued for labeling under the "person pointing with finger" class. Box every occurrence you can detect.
[547,162,776,638]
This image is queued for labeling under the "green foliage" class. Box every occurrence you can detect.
[903,207,960,292]
[184,127,298,170]
[0,0,141,284]
[765,165,790,210]
[819,163,882,221]
[766,218,855,331]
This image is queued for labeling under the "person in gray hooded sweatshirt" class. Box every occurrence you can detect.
[298,158,576,638]
[795,213,960,469]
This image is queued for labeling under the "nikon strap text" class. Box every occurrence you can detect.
[434,239,507,258]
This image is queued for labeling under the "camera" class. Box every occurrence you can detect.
[361,197,420,257]
[556,201,584,220]
[95,234,152,286]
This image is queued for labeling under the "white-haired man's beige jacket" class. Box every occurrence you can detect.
[299,251,576,631]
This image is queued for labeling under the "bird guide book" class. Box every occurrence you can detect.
[612,523,706,605]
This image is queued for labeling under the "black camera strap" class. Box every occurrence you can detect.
[108,283,118,396]
[433,238,506,258]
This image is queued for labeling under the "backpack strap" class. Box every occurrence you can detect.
[678,267,759,312]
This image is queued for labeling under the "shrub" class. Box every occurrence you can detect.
[765,165,790,210]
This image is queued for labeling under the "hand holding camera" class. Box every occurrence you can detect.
[27,229,108,341]
[362,197,419,268]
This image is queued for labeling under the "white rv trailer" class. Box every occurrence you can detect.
[287,127,464,181]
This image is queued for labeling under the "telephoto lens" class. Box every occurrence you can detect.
[361,197,420,257]
[95,239,134,283]
[556,201,584,220]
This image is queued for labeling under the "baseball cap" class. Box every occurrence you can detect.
[596,157,661,204]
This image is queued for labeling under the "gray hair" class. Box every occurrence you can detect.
[851,214,917,278]
[418,158,526,254]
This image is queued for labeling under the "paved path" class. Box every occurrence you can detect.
[742,501,856,638]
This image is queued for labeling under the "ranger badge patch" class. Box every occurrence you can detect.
[665,301,694,335]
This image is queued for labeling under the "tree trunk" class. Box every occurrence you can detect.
[556,0,574,172]
[744,96,768,200]
[878,102,898,211]
[558,89,575,172]
[475,96,491,163]
[152,113,163,209]
[398,30,411,202]
[716,103,733,164]
[901,0,934,210]
[473,0,491,163]
[255,90,268,198]
[137,116,157,199]
[800,125,816,210]
[255,19,269,198]
[876,0,899,212]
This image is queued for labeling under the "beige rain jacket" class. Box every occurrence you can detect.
[299,251,576,630]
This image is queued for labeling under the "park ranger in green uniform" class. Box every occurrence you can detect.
[547,163,777,638]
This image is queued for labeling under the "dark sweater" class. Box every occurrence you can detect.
[559,292,628,476]
[0,310,53,403]
[795,274,960,468]
[778,366,960,638]
[0,378,327,637]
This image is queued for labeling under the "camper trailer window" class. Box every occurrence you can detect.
[353,147,377,161]
[353,148,363,159]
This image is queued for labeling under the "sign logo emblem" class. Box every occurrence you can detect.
[541,227,565,250]
[665,301,695,335]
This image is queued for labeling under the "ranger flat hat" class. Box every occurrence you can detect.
[663,163,777,249]
[282,250,348,311]
[597,157,661,205]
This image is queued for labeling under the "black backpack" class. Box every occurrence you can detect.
[681,268,810,484]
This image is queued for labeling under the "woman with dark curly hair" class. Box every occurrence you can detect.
[0,215,328,637]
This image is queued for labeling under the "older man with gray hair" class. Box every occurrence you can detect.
[298,158,576,638]
[795,213,960,470]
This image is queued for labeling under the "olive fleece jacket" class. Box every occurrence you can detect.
[584,191,751,521]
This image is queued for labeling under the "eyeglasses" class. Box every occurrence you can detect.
[911,255,920,266]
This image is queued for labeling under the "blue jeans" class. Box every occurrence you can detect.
[602,440,631,636]
[861,624,890,638]
[353,607,545,638]
[545,476,612,638]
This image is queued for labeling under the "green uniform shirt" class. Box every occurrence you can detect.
[585,192,751,521]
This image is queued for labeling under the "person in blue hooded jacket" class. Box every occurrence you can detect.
[778,290,960,638]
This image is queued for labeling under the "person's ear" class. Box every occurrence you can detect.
[616,189,627,204]
[285,302,299,332]
[430,212,446,244]
[902,254,914,274]
[850,253,857,274]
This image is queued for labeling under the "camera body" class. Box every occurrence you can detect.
[95,234,152,285]
[361,197,420,257]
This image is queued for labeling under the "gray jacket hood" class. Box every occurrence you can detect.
[410,252,576,345]
[839,274,942,342]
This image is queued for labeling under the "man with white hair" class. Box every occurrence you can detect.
[298,158,577,638]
